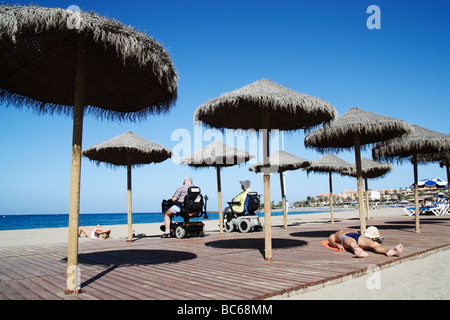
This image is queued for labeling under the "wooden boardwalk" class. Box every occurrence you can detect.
[0,215,449,300]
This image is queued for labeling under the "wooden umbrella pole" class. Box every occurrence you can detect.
[329,172,334,224]
[412,155,420,233]
[66,39,86,294]
[263,171,271,260]
[365,177,370,220]
[262,110,272,261]
[217,167,224,234]
[353,134,366,234]
[280,172,287,229]
[127,157,133,242]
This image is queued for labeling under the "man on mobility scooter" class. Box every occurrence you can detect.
[223,180,262,233]
[161,176,208,239]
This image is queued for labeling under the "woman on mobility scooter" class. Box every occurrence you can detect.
[224,180,262,233]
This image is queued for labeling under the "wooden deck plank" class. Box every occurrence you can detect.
[143,261,269,299]
[0,215,449,300]
[22,277,65,300]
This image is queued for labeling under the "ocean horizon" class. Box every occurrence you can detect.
[0,210,328,231]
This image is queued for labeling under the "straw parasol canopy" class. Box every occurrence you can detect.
[180,141,254,168]
[83,131,172,166]
[343,158,393,220]
[83,131,172,242]
[194,79,337,261]
[372,125,450,232]
[180,141,254,233]
[305,107,413,233]
[344,158,393,179]
[304,154,354,224]
[372,125,450,160]
[0,5,177,294]
[249,150,311,174]
[0,5,177,119]
[194,79,337,131]
[249,150,311,228]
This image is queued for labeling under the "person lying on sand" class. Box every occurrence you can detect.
[328,226,403,258]
[78,225,111,240]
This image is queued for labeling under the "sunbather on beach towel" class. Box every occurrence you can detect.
[78,225,111,239]
[328,226,403,258]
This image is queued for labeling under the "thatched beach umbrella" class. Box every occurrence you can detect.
[373,125,450,232]
[0,5,177,293]
[179,141,254,233]
[304,154,353,224]
[194,79,337,261]
[343,158,393,220]
[305,107,413,233]
[249,150,311,229]
[83,131,172,242]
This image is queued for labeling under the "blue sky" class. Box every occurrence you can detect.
[1,0,449,214]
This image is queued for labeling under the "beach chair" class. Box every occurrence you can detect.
[403,205,434,216]
[403,197,449,216]
[161,186,208,239]
[430,198,449,216]
[223,192,263,233]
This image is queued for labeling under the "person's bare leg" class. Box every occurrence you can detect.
[386,244,403,256]
[343,237,368,258]
[359,237,403,256]
[360,237,388,254]
[78,226,90,237]
[353,247,369,258]
[163,208,174,232]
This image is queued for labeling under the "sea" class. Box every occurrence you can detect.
[0,210,325,231]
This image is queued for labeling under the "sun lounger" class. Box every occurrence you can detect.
[403,205,435,216]
[404,198,449,216]
[430,199,449,216]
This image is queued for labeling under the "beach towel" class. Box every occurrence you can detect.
[320,240,342,252]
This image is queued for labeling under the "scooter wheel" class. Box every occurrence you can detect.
[175,226,186,239]
[238,219,251,233]
[224,221,234,233]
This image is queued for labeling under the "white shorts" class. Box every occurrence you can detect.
[171,204,181,214]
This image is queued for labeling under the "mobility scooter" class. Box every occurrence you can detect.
[161,186,208,239]
[223,192,263,233]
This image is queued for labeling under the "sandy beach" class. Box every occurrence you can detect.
[0,207,449,300]
[0,207,402,247]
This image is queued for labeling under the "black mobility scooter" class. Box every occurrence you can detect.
[161,186,208,239]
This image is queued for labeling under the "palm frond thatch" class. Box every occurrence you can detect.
[416,151,450,167]
[343,158,393,179]
[249,150,311,173]
[193,79,337,131]
[179,141,254,168]
[304,154,353,175]
[0,5,178,121]
[305,107,414,152]
[82,131,172,167]
[372,125,450,164]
